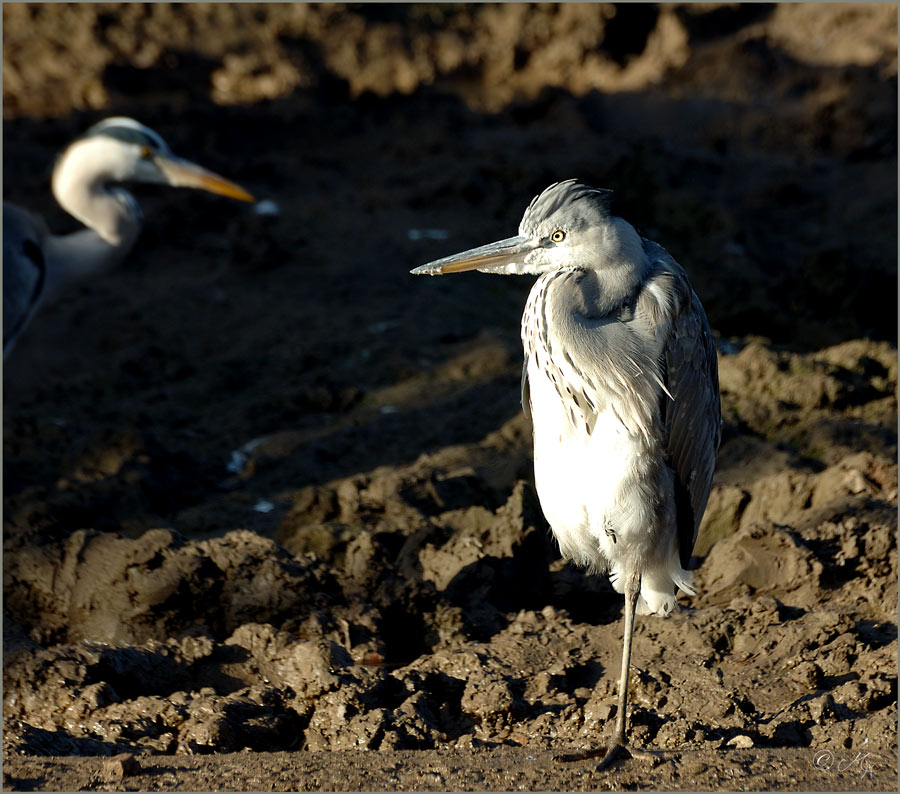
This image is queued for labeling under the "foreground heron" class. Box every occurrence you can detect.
[412,180,720,768]
[3,117,254,356]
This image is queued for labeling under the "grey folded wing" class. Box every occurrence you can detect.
[662,285,721,567]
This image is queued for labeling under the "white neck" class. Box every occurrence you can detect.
[44,136,144,299]
[53,139,144,244]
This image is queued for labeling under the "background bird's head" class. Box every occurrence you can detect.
[52,117,253,208]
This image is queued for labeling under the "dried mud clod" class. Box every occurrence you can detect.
[4,435,896,759]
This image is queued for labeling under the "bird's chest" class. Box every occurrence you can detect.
[521,276,661,560]
[525,355,649,543]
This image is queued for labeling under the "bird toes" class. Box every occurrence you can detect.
[554,747,610,763]
[554,742,625,768]
[595,742,628,772]
[555,743,663,771]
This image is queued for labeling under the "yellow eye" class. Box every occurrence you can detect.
[140,145,153,160]
[551,230,566,243]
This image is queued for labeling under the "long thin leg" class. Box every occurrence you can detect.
[556,568,642,768]
[595,568,642,769]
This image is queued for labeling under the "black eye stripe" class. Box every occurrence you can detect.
[80,119,170,154]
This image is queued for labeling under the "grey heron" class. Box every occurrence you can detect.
[3,117,254,356]
[412,180,721,768]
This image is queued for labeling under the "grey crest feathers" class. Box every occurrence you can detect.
[520,179,614,236]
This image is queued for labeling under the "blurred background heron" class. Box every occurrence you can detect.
[3,117,254,357]
[413,179,721,768]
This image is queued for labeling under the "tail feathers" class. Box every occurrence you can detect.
[671,567,696,596]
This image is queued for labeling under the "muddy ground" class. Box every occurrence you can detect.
[2,3,898,791]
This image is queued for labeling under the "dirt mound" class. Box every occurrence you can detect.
[3,3,897,791]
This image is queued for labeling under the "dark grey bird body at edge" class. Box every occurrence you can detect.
[412,179,721,768]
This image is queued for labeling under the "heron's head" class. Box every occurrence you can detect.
[411,179,643,278]
[53,117,254,203]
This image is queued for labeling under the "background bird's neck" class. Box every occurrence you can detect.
[53,175,143,246]
[42,224,139,304]
[47,145,144,300]
[52,139,144,247]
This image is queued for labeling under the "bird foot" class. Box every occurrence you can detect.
[555,742,660,770]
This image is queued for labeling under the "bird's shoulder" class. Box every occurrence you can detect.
[637,238,717,399]
[634,241,696,331]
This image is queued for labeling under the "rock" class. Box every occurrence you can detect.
[99,753,140,781]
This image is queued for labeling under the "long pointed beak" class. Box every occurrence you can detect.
[155,155,255,202]
[410,235,536,275]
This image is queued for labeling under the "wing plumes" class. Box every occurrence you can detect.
[663,289,721,567]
